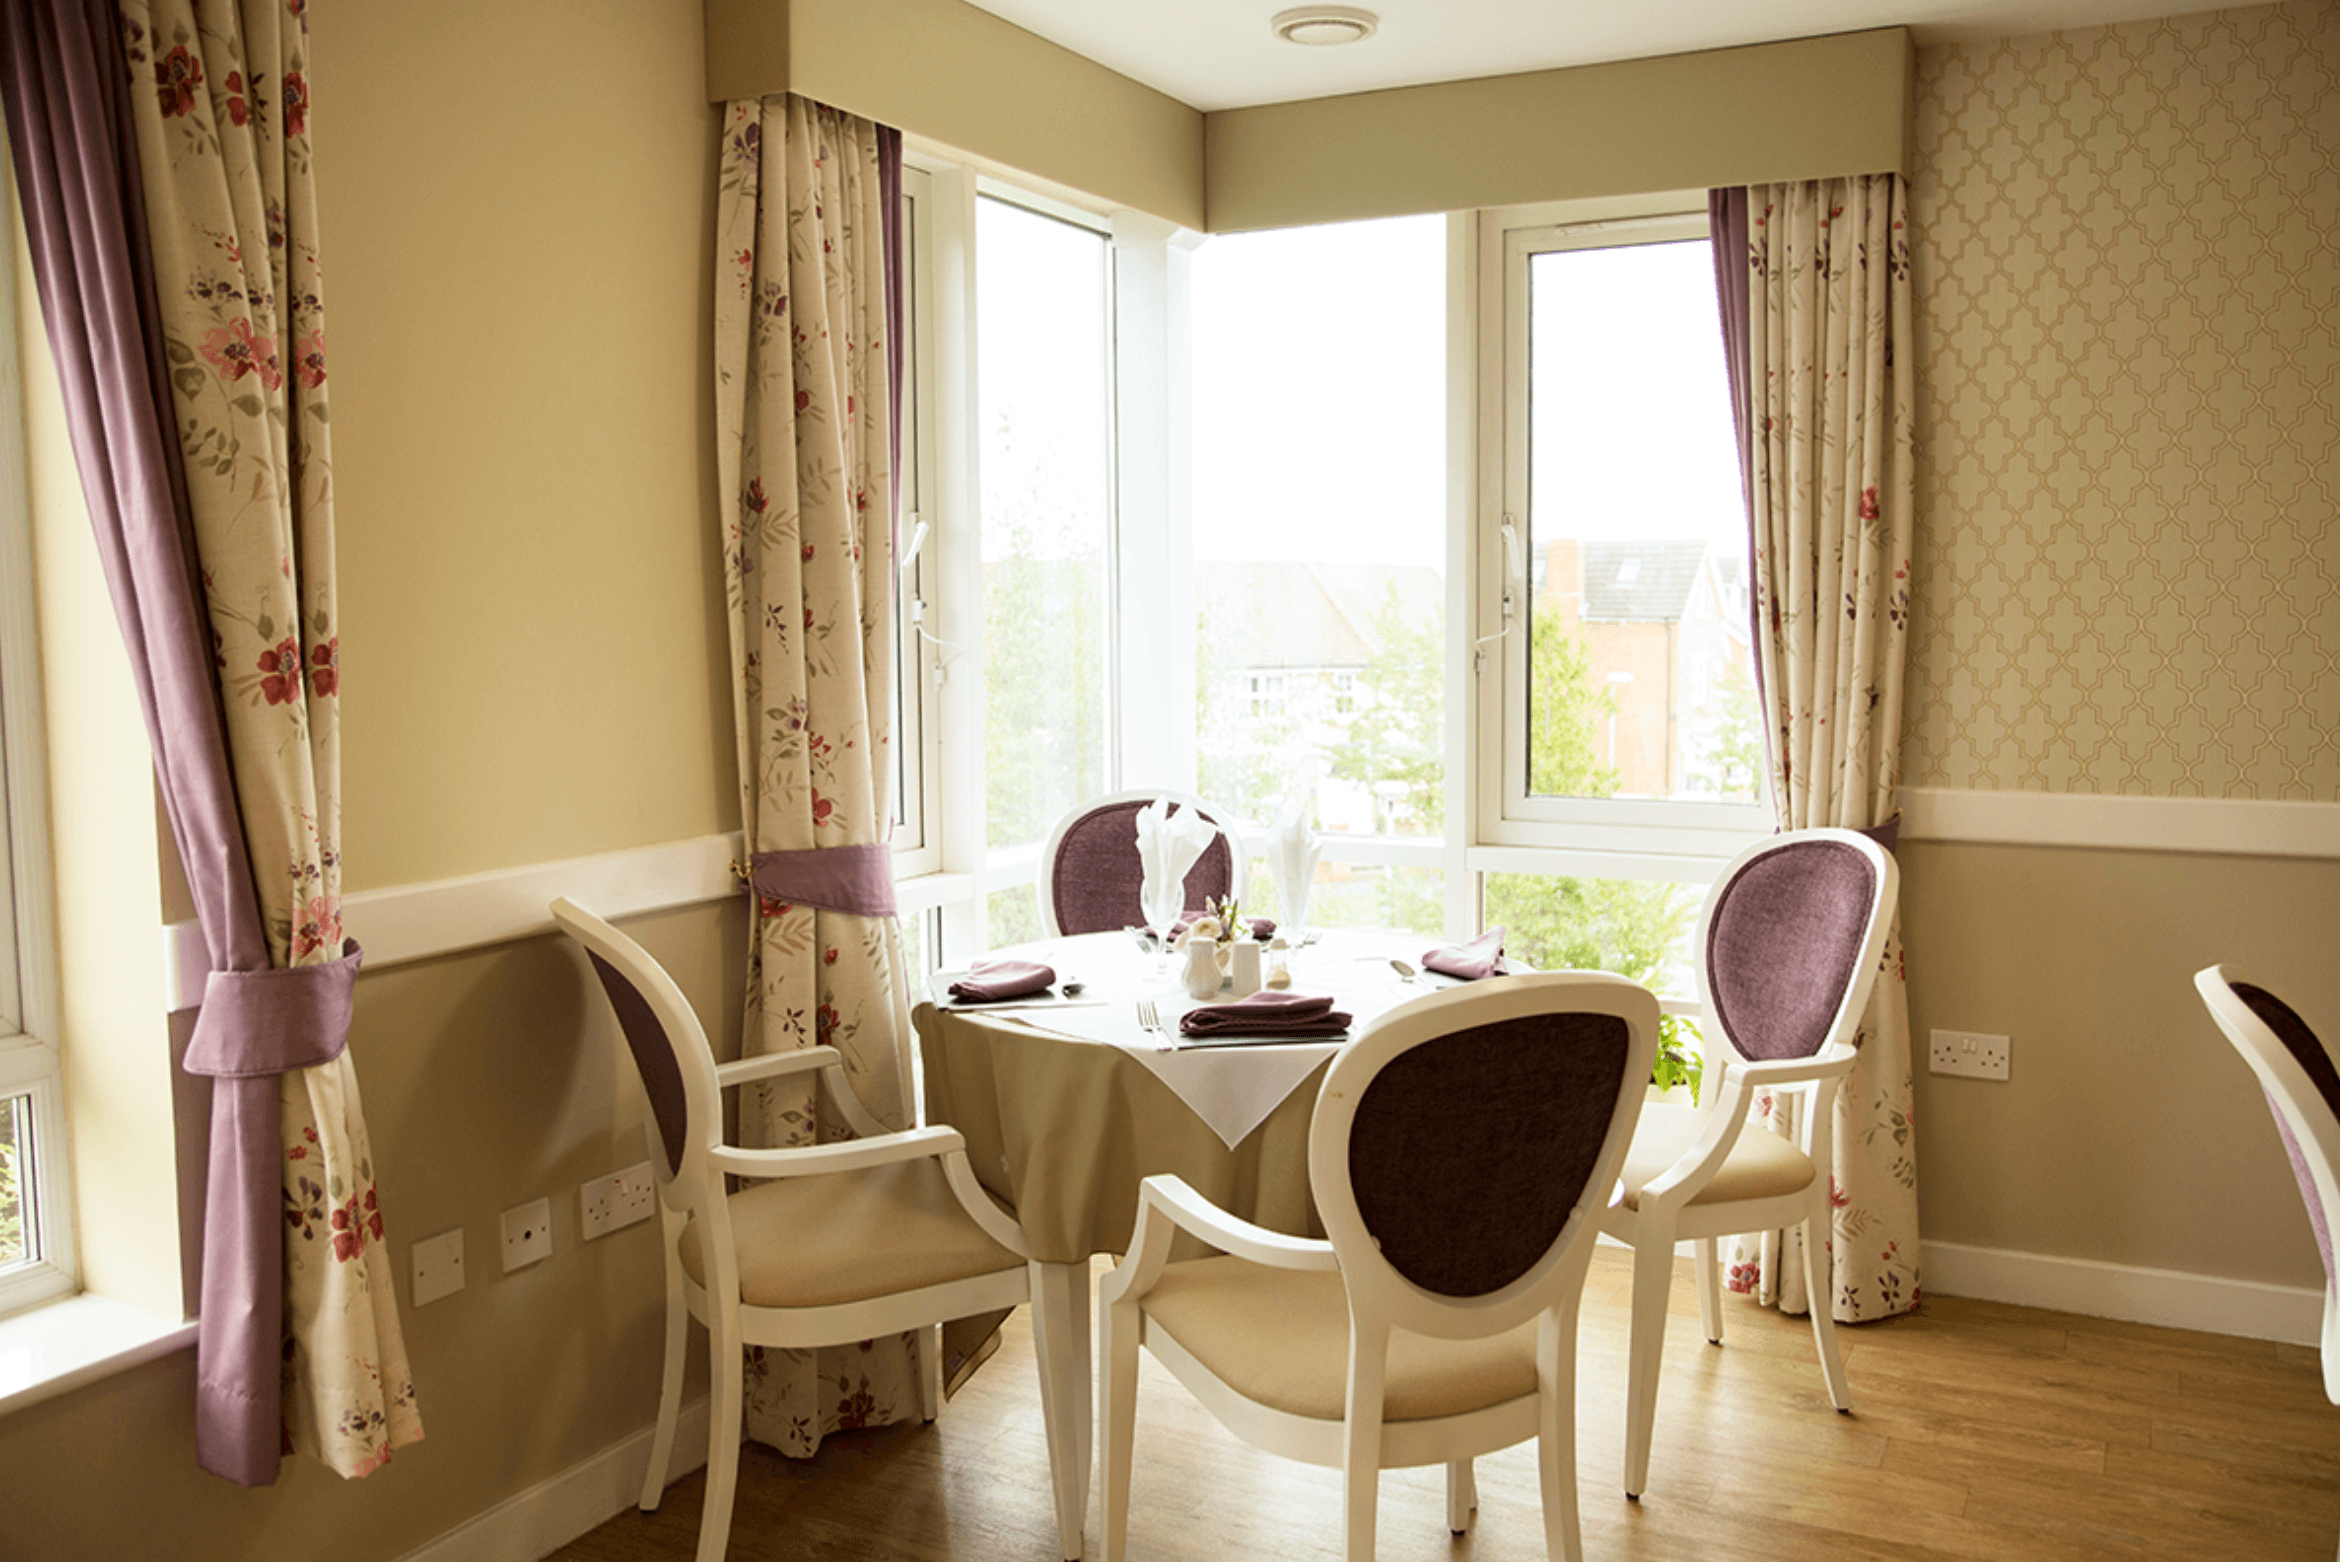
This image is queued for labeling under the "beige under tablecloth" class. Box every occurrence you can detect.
[916,1002,1330,1266]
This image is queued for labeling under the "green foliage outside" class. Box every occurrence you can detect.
[0,1097,25,1268]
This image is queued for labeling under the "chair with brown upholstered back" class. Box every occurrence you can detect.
[1036,789,1246,937]
[1097,971,1660,1562]
[550,897,1082,1562]
[2198,968,2340,1407]
[1599,826,1898,1501]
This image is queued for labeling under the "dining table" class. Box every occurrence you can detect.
[913,926,1470,1557]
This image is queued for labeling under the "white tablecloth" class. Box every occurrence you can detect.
[929,929,1452,1147]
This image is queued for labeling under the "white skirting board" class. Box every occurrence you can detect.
[393,1395,712,1562]
[1919,1240,2323,1346]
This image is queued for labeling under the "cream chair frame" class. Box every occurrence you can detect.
[551,898,1085,1562]
[1035,788,1248,938]
[1599,827,1898,1500]
[1098,972,1660,1562]
[2197,966,2340,1404]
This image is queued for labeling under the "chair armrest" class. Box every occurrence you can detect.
[939,1149,1033,1258]
[715,1046,892,1140]
[710,1124,966,1181]
[1638,1068,1763,1209]
[1100,1175,1336,1312]
[716,1046,842,1088]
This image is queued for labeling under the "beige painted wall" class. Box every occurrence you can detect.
[1905,841,2340,1286]
[0,900,742,1560]
[1904,1,2339,800]
[324,0,733,890]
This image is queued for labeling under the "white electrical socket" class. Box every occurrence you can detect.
[501,1197,554,1272]
[1930,1029,2012,1081]
[581,1161,657,1241]
[411,1228,466,1306]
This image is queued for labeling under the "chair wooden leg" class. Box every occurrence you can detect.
[696,1312,745,1562]
[1099,1285,1141,1562]
[1030,1260,1091,1560]
[641,1274,689,1511]
[920,1322,943,1423]
[1538,1304,1585,1562]
[1445,1460,1476,1535]
[1695,1237,1725,1346]
[1623,1227,1675,1499]
[1342,1325,1388,1562]
[1800,1203,1851,1411]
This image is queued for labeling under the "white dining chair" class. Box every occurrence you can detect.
[2198,969,2340,1399]
[1036,789,1247,937]
[1599,826,1898,1500]
[1098,971,1660,1562]
[550,897,1083,1562]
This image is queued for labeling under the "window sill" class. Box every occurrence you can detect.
[0,1291,195,1416]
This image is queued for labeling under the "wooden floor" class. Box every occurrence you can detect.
[549,1247,2339,1561]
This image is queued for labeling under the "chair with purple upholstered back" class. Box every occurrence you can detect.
[1036,789,1247,937]
[2198,967,2340,1420]
[1598,826,1898,1501]
[549,897,1081,1562]
[1097,971,1660,1562]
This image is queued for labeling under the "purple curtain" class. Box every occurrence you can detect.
[1708,186,1765,736]
[0,0,352,1486]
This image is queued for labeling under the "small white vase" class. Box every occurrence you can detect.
[1180,939,1226,1000]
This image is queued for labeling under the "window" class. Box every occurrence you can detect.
[1480,210,1766,860]
[976,193,1115,946]
[1189,215,1446,844]
[890,166,942,879]
[0,237,70,1315]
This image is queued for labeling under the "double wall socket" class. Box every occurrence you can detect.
[581,1161,657,1241]
[1930,1029,2012,1081]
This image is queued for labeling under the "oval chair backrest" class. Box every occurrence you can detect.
[551,897,723,1217]
[1309,972,1659,1341]
[1699,829,1898,1066]
[2199,967,2340,1298]
[1042,791,1242,936]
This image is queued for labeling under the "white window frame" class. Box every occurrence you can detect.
[0,229,73,1316]
[891,164,943,880]
[1471,204,1771,868]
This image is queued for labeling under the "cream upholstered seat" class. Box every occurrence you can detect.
[1599,827,1898,1502]
[1099,971,1660,1562]
[1615,1104,1817,1212]
[551,898,1077,1562]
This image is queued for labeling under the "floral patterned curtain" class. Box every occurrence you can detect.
[1727,175,1921,1323]
[714,94,922,1454]
[116,0,418,1476]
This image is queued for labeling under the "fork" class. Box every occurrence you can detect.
[1136,998,1164,1046]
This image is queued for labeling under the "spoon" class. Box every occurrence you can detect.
[1389,959,1422,985]
[1060,980,1086,997]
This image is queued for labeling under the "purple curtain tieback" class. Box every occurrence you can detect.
[183,943,364,1078]
[748,844,898,918]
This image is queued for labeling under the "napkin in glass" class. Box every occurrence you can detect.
[1269,801,1322,934]
[948,959,1057,1002]
[1422,927,1514,981]
[1135,799,1217,933]
[1178,989,1351,1039]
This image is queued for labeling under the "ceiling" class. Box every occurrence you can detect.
[961,0,2219,112]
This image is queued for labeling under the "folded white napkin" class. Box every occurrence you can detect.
[1135,799,1216,933]
[1269,802,1321,935]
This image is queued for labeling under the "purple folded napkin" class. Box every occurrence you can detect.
[1178,989,1350,1039]
[1422,927,1513,982]
[1169,914,1278,942]
[948,960,1057,1002]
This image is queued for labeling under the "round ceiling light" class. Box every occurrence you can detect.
[1271,6,1378,46]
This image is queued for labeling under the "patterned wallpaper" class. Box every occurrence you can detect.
[1902,2,2338,799]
